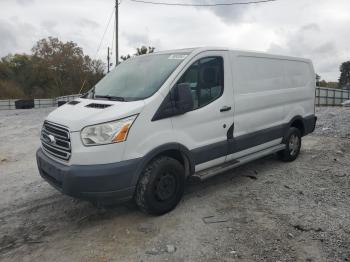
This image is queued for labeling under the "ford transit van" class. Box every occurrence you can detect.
[36,47,317,215]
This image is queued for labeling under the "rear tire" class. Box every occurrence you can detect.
[135,156,185,216]
[278,127,302,162]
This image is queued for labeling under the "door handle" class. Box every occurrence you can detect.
[220,106,232,112]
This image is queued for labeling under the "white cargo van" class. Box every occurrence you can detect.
[37,47,317,215]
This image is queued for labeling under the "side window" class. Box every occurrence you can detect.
[177,57,224,110]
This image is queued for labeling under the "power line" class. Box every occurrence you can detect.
[95,9,115,57]
[129,0,277,7]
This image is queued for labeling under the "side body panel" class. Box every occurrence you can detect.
[227,51,315,161]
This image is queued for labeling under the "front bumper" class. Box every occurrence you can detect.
[36,148,141,202]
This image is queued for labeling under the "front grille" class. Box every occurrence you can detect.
[41,121,71,161]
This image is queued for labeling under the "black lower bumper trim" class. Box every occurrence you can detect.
[36,148,141,202]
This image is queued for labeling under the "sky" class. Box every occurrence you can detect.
[0,0,349,81]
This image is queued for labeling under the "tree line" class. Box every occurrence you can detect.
[0,37,105,99]
[0,37,156,99]
[317,61,350,89]
[0,36,349,99]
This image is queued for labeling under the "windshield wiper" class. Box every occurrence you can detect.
[94,95,126,102]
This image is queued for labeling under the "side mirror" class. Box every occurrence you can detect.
[173,83,194,114]
[151,83,194,121]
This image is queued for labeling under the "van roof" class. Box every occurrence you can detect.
[154,47,312,63]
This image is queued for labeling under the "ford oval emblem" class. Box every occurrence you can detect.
[48,134,56,144]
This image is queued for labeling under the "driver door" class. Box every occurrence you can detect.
[171,51,234,172]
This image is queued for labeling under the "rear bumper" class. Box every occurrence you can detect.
[304,115,317,135]
[36,148,141,203]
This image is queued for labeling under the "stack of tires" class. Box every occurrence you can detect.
[15,100,34,109]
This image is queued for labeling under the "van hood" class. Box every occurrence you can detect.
[46,98,146,132]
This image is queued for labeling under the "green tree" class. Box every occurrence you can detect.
[0,54,40,97]
[317,73,339,89]
[121,46,156,61]
[32,37,105,96]
[319,80,327,87]
[0,37,105,99]
[326,82,339,89]
[339,61,350,88]
[319,80,339,89]
[120,54,131,61]
[136,46,155,56]
[0,80,25,99]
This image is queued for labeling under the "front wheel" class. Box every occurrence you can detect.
[135,156,185,216]
[278,127,302,162]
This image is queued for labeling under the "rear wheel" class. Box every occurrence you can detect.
[278,127,302,162]
[135,156,185,215]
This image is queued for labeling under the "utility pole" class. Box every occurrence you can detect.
[115,0,119,66]
[107,47,110,73]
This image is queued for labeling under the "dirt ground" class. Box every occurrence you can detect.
[0,107,349,262]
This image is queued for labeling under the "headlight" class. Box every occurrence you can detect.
[81,115,137,146]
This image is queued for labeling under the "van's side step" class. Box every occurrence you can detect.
[193,144,286,181]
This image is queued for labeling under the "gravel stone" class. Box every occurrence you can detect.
[0,107,349,261]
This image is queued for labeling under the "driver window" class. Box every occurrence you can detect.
[177,57,224,110]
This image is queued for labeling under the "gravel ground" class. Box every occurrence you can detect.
[0,107,349,262]
[313,107,350,138]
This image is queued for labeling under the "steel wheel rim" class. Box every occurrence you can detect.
[154,172,177,201]
[289,134,300,156]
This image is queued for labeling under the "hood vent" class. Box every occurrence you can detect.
[86,103,112,109]
[68,101,80,105]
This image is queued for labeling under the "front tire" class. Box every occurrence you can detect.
[135,156,185,216]
[278,127,302,162]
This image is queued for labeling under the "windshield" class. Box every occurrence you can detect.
[88,53,189,101]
